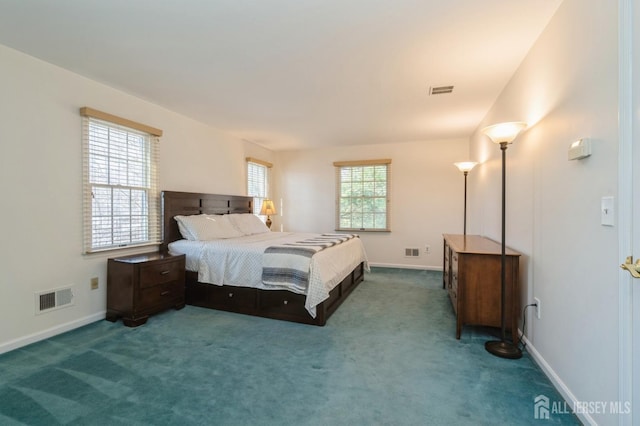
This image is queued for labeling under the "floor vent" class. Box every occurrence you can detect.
[35,287,74,314]
[404,248,420,257]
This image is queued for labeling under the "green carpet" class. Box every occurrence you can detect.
[0,268,580,425]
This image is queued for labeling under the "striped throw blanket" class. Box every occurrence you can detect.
[262,233,357,292]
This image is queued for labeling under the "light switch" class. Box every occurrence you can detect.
[601,196,614,226]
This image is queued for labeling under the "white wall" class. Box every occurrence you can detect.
[0,44,273,352]
[469,1,620,424]
[274,139,468,269]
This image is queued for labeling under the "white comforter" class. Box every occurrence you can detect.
[168,232,368,317]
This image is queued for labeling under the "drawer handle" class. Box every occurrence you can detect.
[283,300,288,305]
[160,291,170,296]
[160,270,170,275]
[228,293,233,298]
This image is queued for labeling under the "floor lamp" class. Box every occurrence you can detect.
[454,162,478,236]
[481,121,527,360]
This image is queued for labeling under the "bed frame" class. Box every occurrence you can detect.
[161,191,365,326]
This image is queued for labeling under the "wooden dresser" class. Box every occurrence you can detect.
[442,234,520,342]
[106,252,186,327]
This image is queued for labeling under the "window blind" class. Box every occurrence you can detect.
[334,159,391,232]
[246,159,270,215]
[81,110,161,253]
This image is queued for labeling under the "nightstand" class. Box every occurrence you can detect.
[106,252,186,327]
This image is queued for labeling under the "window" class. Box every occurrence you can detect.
[246,157,272,215]
[334,159,391,231]
[81,107,162,253]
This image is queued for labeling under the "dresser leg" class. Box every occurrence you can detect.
[175,302,185,310]
[105,311,118,322]
[122,316,148,327]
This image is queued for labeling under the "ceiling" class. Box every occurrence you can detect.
[0,0,562,151]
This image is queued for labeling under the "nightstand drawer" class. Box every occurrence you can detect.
[139,260,183,288]
[140,280,183,308]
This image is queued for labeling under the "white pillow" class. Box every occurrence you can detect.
[227,213,270,235]
[174,214,244,240]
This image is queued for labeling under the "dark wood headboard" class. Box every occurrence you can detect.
[161,191,253,252]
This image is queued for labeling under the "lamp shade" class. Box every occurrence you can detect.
[454,162,478,173]
[259,199,277,216]
[481,122,527,144]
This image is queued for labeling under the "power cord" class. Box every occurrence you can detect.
[517,303,538,350]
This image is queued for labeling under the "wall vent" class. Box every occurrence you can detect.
[404,248,420,257]
[35,287,74,314]
[429,85,454,95]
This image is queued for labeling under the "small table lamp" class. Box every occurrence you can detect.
[259,199,277,229]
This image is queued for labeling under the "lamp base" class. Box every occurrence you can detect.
[485,340,522,359]
[265,216,272,229]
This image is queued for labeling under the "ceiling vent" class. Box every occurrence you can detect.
[429,85,454,95]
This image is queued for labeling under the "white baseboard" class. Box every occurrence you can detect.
[368,262,443,271]
[521,333,595,426]
[0,311,106,355]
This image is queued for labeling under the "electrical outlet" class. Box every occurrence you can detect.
[534,297,541,319]
[90,277,99,290]
[425,245,430,254]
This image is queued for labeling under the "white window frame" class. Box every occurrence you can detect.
[246,157,272,216]
[81,107,162,253]
[334,159,391,232]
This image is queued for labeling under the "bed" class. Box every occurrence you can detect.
[161,191,367,326]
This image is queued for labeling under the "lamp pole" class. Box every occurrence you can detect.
[499,142,508,343]
[481,122,526,360]
[463,170,469,235]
